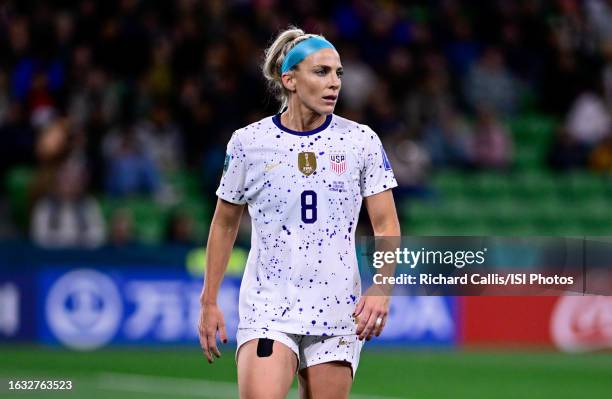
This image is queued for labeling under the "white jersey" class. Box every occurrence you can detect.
[216,113,397,336]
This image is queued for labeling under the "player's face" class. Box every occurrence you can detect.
[293,48,342,115]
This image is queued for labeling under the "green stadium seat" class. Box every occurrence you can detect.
[172,198,211,243]
[101,197,168,244]
[513,171,558,202]
[508,114,558,143]
[514,146,543,170]
[165,170,202,197]
[431,171,465,198]
[460,173,512,199]
[509,114,558,171]
[5,166,35,228]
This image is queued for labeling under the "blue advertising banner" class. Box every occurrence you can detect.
[382,293,458,347]
[0,274,36,342]
[35,268,458,350]
[38,268,240,350]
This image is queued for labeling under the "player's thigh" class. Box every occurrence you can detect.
[298,360,352,399]
[237,338,298,399]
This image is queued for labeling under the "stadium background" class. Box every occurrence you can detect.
[1,0,611,398]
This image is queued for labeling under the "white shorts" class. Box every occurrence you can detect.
[235,329,364,379]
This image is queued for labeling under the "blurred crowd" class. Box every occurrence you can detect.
[2,0,612,247]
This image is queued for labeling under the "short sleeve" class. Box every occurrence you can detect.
[216,133,248,204]
[360,128,398,197]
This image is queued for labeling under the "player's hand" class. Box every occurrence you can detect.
[198,302,228,363]
[353,289,390,341]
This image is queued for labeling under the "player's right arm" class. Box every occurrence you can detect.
[198,198,244,363]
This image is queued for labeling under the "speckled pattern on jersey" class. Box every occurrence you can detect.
[216,113,397,336]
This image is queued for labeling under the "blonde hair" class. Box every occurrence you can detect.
[262,26,323,112]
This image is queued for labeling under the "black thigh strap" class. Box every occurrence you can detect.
[256,338,274,357]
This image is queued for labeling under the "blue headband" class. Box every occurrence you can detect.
[281,36,336,74]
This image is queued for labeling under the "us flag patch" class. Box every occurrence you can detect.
[330,153,347,175]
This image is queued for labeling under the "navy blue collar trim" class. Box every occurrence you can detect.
[272,113,333,136]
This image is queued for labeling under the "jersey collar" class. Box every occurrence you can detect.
[272,113,333,136]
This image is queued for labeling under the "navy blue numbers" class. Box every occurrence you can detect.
[301,190,317,223]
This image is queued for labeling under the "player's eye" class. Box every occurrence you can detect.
[315,69,326,76]
[337,70,344,78]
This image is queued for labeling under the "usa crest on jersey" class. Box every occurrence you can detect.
[329,153,347,175]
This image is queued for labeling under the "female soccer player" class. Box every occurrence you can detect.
[198,27,400,399]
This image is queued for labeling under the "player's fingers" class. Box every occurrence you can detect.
[353,297,365,317]
[200,332,212,363]
[219,321,228,344]
[374,314,387,337]
[371,305,388,337]
[212,343,222,358]
[361,315,376,341]
[206,330,218,361]
[366,309,382,340]
[355,306,371,336]
[372,311,387,337]
[211,324,222,358]
[359,309,377,340]
[197,319,206,347]
[198,329,206,352]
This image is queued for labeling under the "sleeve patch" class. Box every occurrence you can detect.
[223,153,232,175]
[381,145,392,171]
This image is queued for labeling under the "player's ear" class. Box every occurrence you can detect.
[281,71,297,92]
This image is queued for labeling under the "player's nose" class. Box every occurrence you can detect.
[328,74,340,89]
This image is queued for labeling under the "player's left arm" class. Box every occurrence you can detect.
[355,189,401,340]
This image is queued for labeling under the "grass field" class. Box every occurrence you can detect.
[1,345,611,399]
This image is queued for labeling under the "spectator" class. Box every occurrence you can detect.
[585,0,612,47]
[0,70,10,125]
[463,47,521,116]
[565,91,612,146]
[590,135,612,171]
[444,16,480,78]
[548,127,591,170]
[135,101,184,174]
[146,37,173,99]
[338,44,376,112]
[67,67,120,130]
[364,80,402,135]
[540,50,584,114]
[165,210,197,246]
[30,117,72,207]
[30,159,105,248]
[108,207,136,247]
[103,123,161,197]
[0,101,35,177]
[404,69,454,133]
[601,39,612,111]
[384,132,431,194]
[386,47,415,103]
[469,108,513,169]
[422,108,472,168]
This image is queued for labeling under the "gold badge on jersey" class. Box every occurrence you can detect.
[298,152,317,176]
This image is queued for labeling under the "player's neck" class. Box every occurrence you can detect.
[281,106,327,132]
